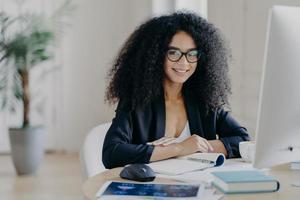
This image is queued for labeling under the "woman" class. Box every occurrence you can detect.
[103,12,250,169]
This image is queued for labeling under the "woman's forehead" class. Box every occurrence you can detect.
[169,31,196,51]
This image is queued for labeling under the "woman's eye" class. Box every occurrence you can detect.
[188,50,198,57]
[168,50,180,56]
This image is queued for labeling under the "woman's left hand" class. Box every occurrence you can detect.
[147,137,178,146]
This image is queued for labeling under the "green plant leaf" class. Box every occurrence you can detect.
[0,0,74,123]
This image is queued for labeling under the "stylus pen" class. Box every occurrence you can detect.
[186,157,215,164]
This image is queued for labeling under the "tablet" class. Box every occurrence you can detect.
[96,181,204,199]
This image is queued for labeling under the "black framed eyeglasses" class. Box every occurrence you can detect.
[166,48,201,63]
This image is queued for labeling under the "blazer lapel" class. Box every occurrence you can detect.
[184,93,205,137]
[153,95,165,140]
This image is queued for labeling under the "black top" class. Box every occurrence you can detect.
[102,92,250,169]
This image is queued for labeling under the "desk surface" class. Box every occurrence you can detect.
[83,162,300,200]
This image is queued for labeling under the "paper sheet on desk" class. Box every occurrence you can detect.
[148,153,225,176]
[156,159,256,183]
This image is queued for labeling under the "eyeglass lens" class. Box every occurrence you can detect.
[167,49,200,63]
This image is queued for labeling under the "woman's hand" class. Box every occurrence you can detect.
[147,137,178,146]
[149,135,215,162]
[149,134,215,162]
[176,134,214,156]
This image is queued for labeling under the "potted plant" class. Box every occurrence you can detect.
[0,1,73,175]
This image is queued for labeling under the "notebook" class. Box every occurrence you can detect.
[211,170,280,194]
[148,153,225,175]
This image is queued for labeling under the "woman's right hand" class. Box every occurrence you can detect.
[176,134,214,156]
[147,137,178,146]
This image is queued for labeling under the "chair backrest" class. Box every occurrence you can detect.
[80,122,111,181]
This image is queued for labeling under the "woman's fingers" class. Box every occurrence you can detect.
[147,137,166,145]
[195,140,209,153]
[197,145,209,153]
[154,137,176,146]
[160,138,178,146]
[147,134,214,152]
[191,134,214,152]
[152,137,169,145]
[201,137,214,152]
[147,137,177,146]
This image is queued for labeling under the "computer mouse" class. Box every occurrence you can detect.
[120,163,156,182]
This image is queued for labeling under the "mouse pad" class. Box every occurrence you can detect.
[96,181,203,198]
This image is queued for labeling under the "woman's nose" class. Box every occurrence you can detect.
[177,55,189,65]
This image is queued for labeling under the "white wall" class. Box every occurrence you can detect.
[61,0,152,152]
[208,0,300,137]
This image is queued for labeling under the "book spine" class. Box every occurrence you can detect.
[213,181,280,194]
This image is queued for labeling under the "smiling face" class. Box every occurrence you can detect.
[163,31,198,86]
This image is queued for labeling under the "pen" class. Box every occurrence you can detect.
[186,157,215,164]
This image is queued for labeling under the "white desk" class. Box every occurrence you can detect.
[82,160,300,200]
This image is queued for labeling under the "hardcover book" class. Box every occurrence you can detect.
[211,170,280,194]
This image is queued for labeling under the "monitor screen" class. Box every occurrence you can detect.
[254,5,300,168]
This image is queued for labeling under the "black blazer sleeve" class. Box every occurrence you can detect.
[216,109,251,158]
[102,108,154,169]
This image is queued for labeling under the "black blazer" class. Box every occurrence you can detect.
[102,93,250,169]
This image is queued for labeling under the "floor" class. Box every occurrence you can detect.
[0,153,83,200]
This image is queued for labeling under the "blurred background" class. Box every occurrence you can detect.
[1,0,300,199]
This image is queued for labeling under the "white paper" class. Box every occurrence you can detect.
[156,159,257,183]
[148,153,225,175]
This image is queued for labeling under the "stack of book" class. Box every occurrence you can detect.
[211,170,280,194]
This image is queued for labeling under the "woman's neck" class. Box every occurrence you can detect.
[163,80,183,101]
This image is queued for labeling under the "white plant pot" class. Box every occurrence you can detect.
[9,126,45,175]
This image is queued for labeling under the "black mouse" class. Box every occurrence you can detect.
[120,163,156,182]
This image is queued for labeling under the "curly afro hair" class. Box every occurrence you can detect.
[105,11,231,111]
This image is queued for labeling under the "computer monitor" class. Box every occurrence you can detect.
[253,5,300,169]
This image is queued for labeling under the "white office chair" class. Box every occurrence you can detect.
[80,122,111,181]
